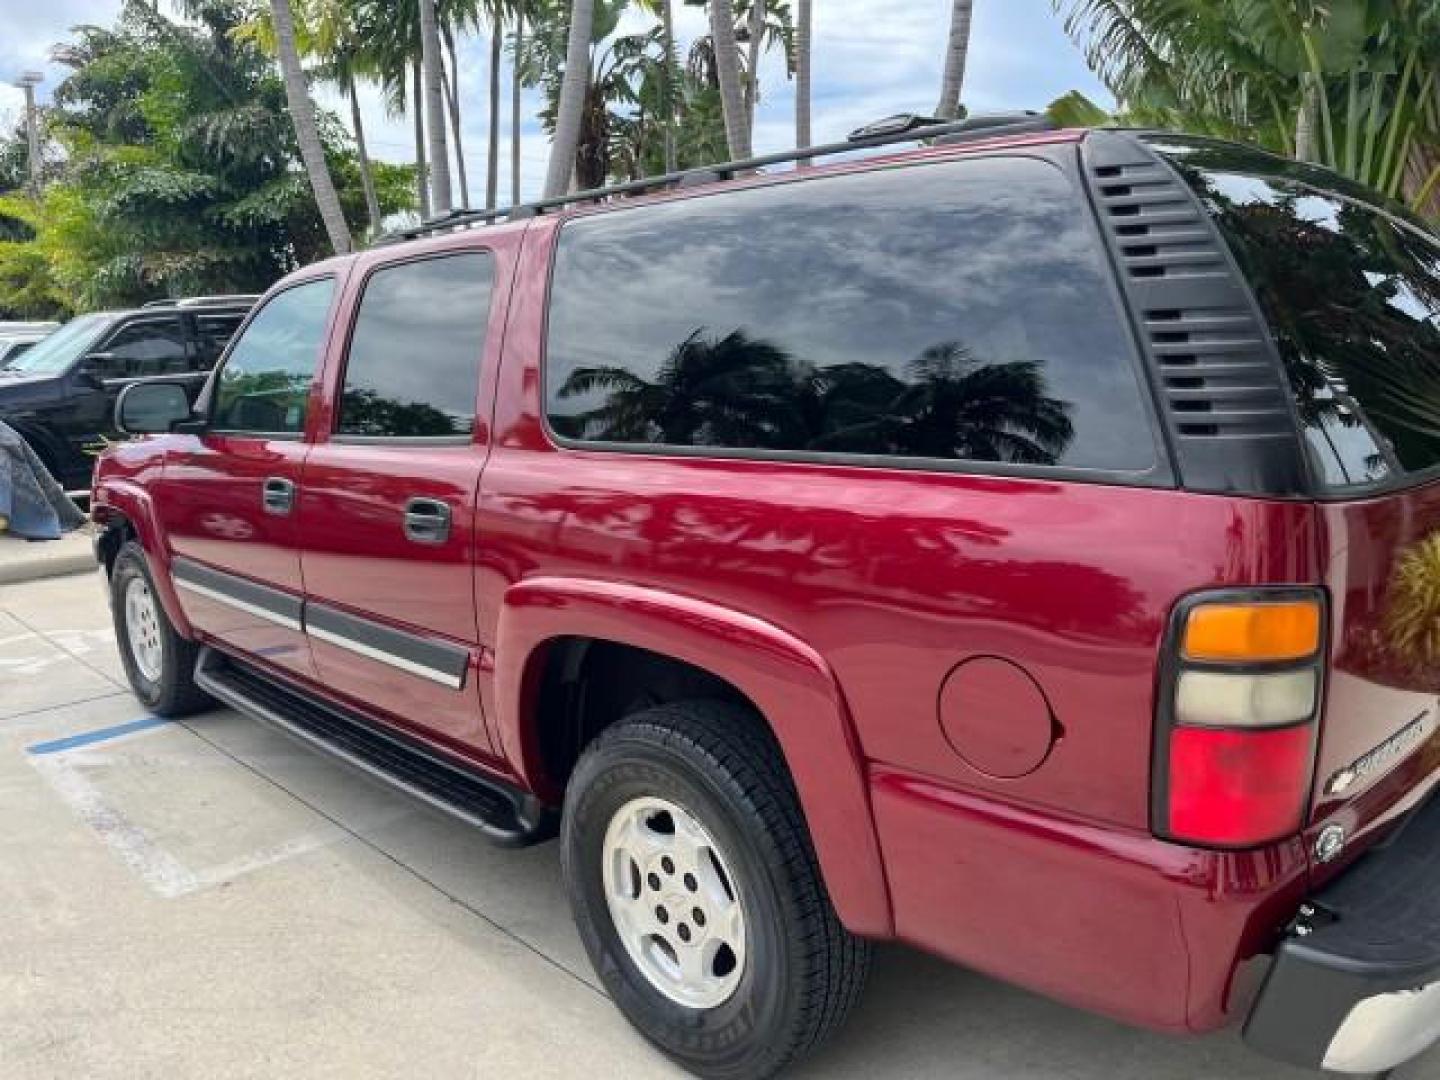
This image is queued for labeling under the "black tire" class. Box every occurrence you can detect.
[110,541,210,717]
[563,699,871,1080]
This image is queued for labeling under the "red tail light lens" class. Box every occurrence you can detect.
[1167,725,1315,846]
[1155,591,1324,849]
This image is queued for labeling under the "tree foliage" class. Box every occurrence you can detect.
[522,0,792,190]
[1053,0,1440,218]
[0,0,415,319]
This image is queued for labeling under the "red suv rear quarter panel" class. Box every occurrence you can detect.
[478,208,1323,1032]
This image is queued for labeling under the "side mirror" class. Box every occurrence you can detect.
[116,381,192,435]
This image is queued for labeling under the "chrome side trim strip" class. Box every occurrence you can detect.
[171,559,468,690]
[306,623,466,690]
[174,577,303,632]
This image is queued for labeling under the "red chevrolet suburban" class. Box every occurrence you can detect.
[93,117,1440,1078]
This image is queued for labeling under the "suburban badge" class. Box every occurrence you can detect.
[1326,711,1436,796]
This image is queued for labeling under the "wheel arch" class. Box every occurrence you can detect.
[496,576,893,937]
[92,480,194,638]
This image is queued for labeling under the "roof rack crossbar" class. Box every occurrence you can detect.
[376,111,1056,245]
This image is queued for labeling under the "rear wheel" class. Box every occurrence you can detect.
[111,542,210,716]
[562,700,871,1079]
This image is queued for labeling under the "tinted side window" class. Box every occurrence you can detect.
[337,253,494,438]
[545,158,1155,471]
[194,313,247,369]
[101,318,188,377]
[213,279,335,434]
[1160,140,1440,487]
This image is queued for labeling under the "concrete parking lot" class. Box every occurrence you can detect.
[1,569,1434,1080]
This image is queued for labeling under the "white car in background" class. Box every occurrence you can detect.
[0,327,55,369]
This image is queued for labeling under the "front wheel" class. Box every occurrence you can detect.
[111,542,210,717]
[562,700,871,1080]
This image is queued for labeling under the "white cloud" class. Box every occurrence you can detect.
[0,0,123,103]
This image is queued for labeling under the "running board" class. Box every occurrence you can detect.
[194,647,555,847]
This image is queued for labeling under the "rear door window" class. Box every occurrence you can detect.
[544,157,1158,474]
[1157,140,1440,489]
[194,312,248,369]
[99,317,188,378]
[335,252,494,438]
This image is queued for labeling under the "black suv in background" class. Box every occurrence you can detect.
[0,296,255,489]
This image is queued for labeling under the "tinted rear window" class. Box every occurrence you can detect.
[544,158,1157,473]
[1157,139,1440,488]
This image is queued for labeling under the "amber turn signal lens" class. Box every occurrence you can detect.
[1182,600,1321,663]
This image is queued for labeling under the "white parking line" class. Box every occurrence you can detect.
[28,723,412,898]
[0,628,116,676]
[31,751,201,897]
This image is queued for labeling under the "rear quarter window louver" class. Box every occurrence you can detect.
[1081,132,1310,496]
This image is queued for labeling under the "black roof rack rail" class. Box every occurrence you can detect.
[374,110,1058,246]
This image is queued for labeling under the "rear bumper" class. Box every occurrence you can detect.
[1245,791,1440,1073]
[870,768,1310,1033]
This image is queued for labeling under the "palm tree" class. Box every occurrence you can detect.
[316,10,386,231]
[235,0,385,232]
[343,62,383,229]
[795,0,810,156]
[744,0,764,132]
[659,0,679,171]
[358,0,443,216]
[441,23,472,207]
[268,0,352,253]
[413,60,431,216]
[526,2,667,190]
[936,0,973,120]
[418,0,453,213]
[544,0,595,197]
[708,0,751,159]
[512,7,526,202]
[1408,123,1440,218]
[635,0,680,173]
[487,11,504,208]
[1053,0,1440,212]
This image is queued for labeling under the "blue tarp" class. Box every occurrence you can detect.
[0,420,86,540]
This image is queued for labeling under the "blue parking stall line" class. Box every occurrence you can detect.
[26,716,170,756]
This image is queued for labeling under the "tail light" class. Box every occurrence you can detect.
[1154,591,1325,848]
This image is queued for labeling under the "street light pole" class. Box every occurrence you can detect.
[14,71,44,194]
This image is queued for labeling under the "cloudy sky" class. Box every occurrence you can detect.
[0,0,1112,203]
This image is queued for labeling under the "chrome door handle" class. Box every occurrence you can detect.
[262,476,295,516]
[404,497,452,544]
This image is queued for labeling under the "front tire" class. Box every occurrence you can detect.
[562,700,871,1080]
[111,542,210,716]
